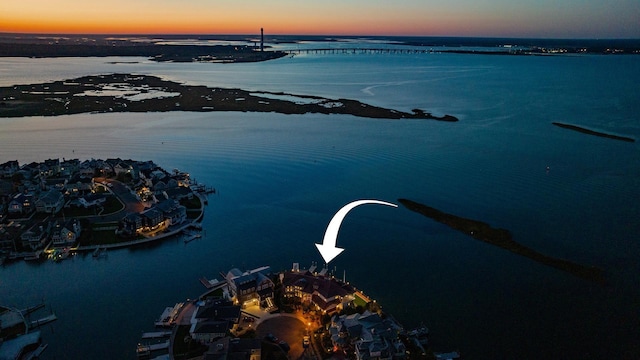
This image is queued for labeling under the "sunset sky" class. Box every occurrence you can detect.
[1,0,639,38]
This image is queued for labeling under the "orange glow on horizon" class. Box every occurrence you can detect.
[1,0,637,38]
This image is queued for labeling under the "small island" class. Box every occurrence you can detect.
[136,263,450,360]
[0,73,458,122]
[0,158,211,264]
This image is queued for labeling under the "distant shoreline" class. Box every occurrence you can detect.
[1,33,639,57]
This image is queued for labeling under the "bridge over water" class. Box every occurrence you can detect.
[282,48,437,55]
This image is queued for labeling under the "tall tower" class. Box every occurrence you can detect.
[260,28,264,52]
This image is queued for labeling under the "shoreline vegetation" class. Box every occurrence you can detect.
[552,122,635,142]
[0,36,286,63]
[398,198,606,284]
[0,73,458,121]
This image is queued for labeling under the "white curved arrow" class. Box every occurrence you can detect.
[316,199,398,264]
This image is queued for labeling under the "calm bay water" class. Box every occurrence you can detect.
[1,49,639,359]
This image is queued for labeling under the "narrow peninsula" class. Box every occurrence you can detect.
[0,73,458,121]
[399,198,606,284]
[552,122,635,142]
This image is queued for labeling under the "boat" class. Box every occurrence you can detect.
[51,248,70,262]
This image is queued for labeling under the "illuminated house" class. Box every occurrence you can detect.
[282,268,355,314]
[8,193,34,214]
[225,266,274,308]
[51,219,81,247]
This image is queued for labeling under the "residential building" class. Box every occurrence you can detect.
[43,159,61,177]
[35,190,64,214]
[154,199,187,226]
[0,160,19,178]
[20,221,51,250]
[141,208,164,232]
[225,266,274,308]
[51,219,81,247]
[282,267,355,314]
[330,311,406,360]
[66,174,93,195]
[60,158,80,177]
[8,193,34,214]
[118,213,143,236]
[189,299,241,345]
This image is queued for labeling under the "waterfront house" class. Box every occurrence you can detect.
[114,162,133,177]
[20,162,41,180]
[330,311,405,360]
[154,199,187,226]
[225,267,275,308]
[78,160,97,177]
[118,213,144,236]
[20,221,51,250]
[189,299,241,343]
[51,219,81,247]
[60,158,80,177]
[0,160,19,178]
[282,269,355,314]
[191,299,241,325]
[141,208,164,231]
[43,158,61,177]
[35,190,64,214]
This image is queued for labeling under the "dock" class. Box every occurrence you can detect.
[141,331,172,339]
[154,303,183,327]
[92,247,107,257]
[30,313,57,328]
[137,340,170,357]
[19,303,45,315]
[199,277,219,289]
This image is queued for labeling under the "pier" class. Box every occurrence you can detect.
[141,331,172,339]
[29,313,57,328]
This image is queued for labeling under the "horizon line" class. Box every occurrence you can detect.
[1,31,639,41]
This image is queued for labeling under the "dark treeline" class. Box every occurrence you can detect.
[0,43,286,62]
